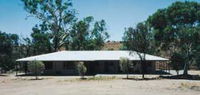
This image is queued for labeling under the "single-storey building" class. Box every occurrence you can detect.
[16,51,168,75]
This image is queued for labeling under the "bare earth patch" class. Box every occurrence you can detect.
[0,75,200,95]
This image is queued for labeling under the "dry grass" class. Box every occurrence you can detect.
[1,71,200,95]
[57,76,117,82]
[179,82,200,91]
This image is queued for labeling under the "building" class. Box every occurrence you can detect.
[17,51,168,75]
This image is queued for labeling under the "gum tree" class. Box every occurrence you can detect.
[123,22,153,79]
[0,31,19,71]
[147,1,200,76]
[22,0,76,51]
[69,16,109,50]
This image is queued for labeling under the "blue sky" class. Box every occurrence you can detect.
[0,0,199,41]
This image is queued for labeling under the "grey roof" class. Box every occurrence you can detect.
[16,50,168,61]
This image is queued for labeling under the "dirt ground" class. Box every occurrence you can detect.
[0,71,200,95]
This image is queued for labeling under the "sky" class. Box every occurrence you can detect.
[0,0,199,41]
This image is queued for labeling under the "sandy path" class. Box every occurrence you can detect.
[0,76,200,95]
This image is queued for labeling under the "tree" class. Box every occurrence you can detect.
[28,61,45,80]
[0,31,19,71]
[22,0,76,51]
[170,52,185,75]
[19,37,33,57]
[31,25,52,55]
[119,57,130,79]
[195,44,200,69]
[178,28,200,75]
[123,22,153,79]
[69,16,109,50]
[147,1,200,76]
[196,54,200,69]
[76,62,87,79]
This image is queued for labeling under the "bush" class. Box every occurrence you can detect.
[120,57,130,79]
[76,62,87,79]
[28,61,45,75]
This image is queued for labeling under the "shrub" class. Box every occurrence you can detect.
[76,62,87,79]
[120,57,130,79]
[28,61,45,75]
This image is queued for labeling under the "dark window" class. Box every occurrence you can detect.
[63,62,75,69]
[45,62,53,70]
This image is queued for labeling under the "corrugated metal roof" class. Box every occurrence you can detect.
[16,51,168,61]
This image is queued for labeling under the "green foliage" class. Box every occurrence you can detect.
[147,1,200,75]
[148,1,200,29]
[119,57,130,73]
[196,56,200,69]
[123,22,154,54]
[147,1,200,50]
[123,22,153,79]
[0,31,19,71]
[195,45,200,69]
[76,62,87,79]
[120,57,130,79]
[170,52,185,75]
[19,37,34,59]
[28,61,45,75]
[69,16,109,50]
[31,25,52,55]
[21,0,76,51]
[21,0,109,52]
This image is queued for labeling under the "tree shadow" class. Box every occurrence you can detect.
[0,74,8,77]
[14,77,45,81]
[122,77,161,81]
[17,73,95,77]
[79,78,87,80]
[28,78,44,80]
[160,74,200,80]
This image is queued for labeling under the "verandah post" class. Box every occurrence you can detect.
[15,62,18,76]
[34,60,38,80]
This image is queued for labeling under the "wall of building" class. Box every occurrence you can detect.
[130,61,155,74]
[44,61,156,75]
[44,61,77,75]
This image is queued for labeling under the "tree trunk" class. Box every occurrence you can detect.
[141,61,145,79]
[183,45,192,76]
[35,61,38,80]
[183,62,189,76]
[15,62,18,76]
[126,62,129,79]
[142,73,144,79]
[54,40,58,52]
[54,34,59,52]
[81,73,84,79]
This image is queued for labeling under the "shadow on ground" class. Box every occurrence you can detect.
[0,74,8,77]
[28,78,45,80]
[122,77,161,81]
[160,74,200,80]
[17,74,80,76]
[17,73,96,76]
